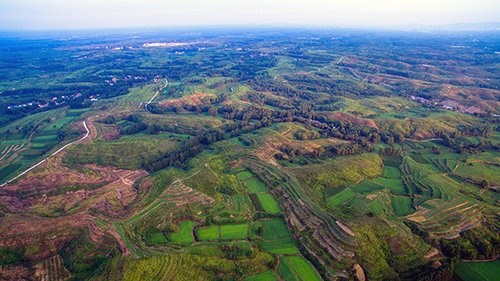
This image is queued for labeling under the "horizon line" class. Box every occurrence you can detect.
[1,21,500,33]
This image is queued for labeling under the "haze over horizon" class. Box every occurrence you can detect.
[0,0,499,31]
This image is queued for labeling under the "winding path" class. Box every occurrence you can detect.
[145,78,169,113]
[0,119,90,187]
[2,77,167,187]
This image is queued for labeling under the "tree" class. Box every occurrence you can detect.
[480,179,490,189]
[431,146,442,155]
[208,107,218,116]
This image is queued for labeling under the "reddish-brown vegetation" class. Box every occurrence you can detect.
[320,112,379,129]
[160,93,215,108]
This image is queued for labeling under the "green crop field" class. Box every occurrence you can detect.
[220,223,249,240]
[257,193,281,214]
[196,225,219,241]
[244,270,279,281]
[246,178,269,193]
[260,239,299,255]
[119,83,159,102]
[145,230,168,245]
[368,195,391,215]
[455,161,500,183]
[278,256,322,281]
[261,219,291,240]
[349,180,384,194]
[372,178,406,195]
[454,260,500,281]
[383,166,401,179]
[237,171,254,180]
[391,196,415,216]
[167,220,197,245]
[0,164,22,182]
[327,189,357,207]
[230,193,251,212]
[0,104,90,183]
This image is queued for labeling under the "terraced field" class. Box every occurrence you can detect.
[229,193,253,213]
[0,107,88,183]
[406,200,485,238]
[117,180,221,255]
[1,30,498,281]
[34,255,71,281]
[100,254,213,281]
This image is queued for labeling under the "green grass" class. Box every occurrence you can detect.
[390,196,415,216]
[277,256,322,281]
[244,270,279,281]
[220,223,249,240]
[261,219,291,240]
[167,220,197,245]
[289,153,383,201]
[246,178,269,193]
[236,171,254,180]
[257,193,280,214]
[196,225,219,241]
[454,260,500,281]
[327,189,357,207]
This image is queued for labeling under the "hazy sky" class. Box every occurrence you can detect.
[0,0,498,30]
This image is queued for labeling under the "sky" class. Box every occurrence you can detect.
[0,0,498,30]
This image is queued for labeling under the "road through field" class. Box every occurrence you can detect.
[405,138,443,142]
[145,78,169,113]
[0,119,90,187]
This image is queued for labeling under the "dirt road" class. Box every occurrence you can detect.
[1,119,90,187]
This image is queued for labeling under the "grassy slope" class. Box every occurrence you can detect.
[288,153,383,202]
